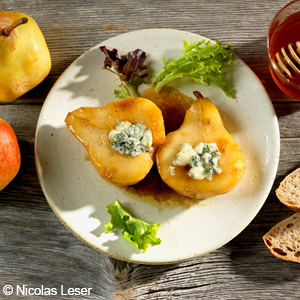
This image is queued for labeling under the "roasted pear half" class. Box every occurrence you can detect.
[156,92,245,199]
[65,98,165,186]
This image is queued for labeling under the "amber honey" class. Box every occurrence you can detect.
[268,2,300,99]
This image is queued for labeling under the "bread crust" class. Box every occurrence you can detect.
[276,168,300,212]
[263,213,300,263]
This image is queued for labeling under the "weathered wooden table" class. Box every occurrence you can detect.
[1,0,300,299]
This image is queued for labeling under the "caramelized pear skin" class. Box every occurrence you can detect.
[156,93,245,199]
[65,98,165,186]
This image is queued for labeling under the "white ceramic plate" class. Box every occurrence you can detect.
[35,29,280,264]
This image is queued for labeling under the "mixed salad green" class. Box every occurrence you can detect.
[152,39,233,97]
[99,46,148,98]
[100,38,233,99]
[105,200,161,253]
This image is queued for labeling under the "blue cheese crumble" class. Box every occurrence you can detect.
[108,121,153,157]
[172,142,222,180]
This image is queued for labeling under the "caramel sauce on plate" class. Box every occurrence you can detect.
[120,86,202,208]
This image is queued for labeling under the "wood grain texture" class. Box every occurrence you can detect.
[1,0,300,299]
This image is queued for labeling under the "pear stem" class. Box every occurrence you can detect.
[193,91,203,99]
[2,17,28,36]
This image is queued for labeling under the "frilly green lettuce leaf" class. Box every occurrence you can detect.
[152,39,233,98]
[104,200,161,253]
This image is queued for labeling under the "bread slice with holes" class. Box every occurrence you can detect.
[263,213,300,263]
[276,168,300,212]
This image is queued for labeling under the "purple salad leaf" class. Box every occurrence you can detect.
[100,46,148,98]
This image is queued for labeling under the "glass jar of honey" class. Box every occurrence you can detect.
[267,0,300,100]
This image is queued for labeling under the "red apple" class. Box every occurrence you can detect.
[0,118,21,191]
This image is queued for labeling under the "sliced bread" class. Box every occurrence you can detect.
[276,168,300,212]
[263,213,300,263]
